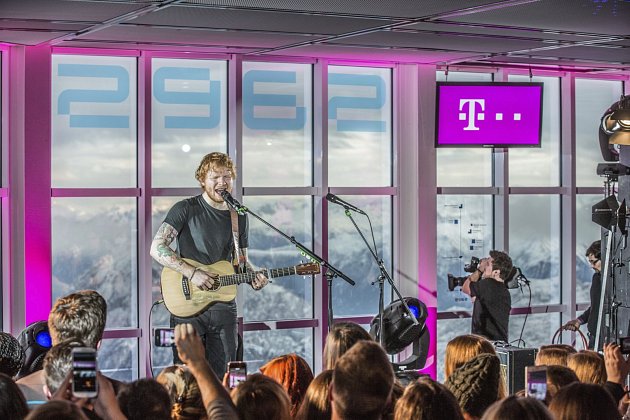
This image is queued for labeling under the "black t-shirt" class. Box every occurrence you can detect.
[163,195,248,320]
[470,278,511,342]
[164,195,248,265]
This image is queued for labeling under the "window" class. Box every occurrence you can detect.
[328,196,393,317]
[52,54,137,188]
[151,58,227,187]
[328,66,392,187]
[508,195,561,306]
[242,61,312,187]
[241,195,314,321]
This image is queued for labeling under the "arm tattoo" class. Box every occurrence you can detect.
[150,222,189,274]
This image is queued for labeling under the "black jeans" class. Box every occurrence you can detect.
[171,306,238,378]
[588,332,596,350]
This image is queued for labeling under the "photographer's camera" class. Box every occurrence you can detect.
[447,256,480,291]
[464,256,480,273]
[448,274,467,291]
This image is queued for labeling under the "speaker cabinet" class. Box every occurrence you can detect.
[494,345,537,394]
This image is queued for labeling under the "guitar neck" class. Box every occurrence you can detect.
[218,266,298,287]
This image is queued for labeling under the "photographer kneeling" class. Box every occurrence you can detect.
[461,250,513,343]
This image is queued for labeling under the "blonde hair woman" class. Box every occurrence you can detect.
[567,350,606,384]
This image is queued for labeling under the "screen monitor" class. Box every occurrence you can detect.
[435,82,543,148]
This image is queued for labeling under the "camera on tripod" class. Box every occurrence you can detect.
[447,257,480,291]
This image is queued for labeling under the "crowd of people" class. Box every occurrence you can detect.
[1,289,630,420]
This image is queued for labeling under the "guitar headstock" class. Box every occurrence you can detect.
[296,262,321,275]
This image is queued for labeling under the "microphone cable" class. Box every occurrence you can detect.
[148,299,164,377]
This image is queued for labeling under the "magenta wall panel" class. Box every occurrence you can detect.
[22,46,52,324]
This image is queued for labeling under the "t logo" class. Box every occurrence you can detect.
[459,99,485,131]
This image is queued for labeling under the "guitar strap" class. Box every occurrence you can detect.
[230,208,246,274]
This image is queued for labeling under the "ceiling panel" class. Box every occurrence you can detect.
[399,21,609,42]
[517,45,630,64]
[273,43,476,63]
[61,39,257,54]
[128,5,397,35]
[448,0,630,36]
[476,54,630,71]
[0,29,71,45]
[179,0,501,19]
[78,25,320,48]
[329,31,550,54]
[0,0,148,22]
[0,21,89,32]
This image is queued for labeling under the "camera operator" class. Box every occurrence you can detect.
[461,250,513,342]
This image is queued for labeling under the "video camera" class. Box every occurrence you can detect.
[447,256,480,291]
[447,256,526,291]
[463,256,480,273]
[447,274,467,291]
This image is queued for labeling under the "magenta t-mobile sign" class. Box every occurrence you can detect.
[436,82,543,147]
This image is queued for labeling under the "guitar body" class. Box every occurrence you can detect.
[160,258,320,318]
[161,259,237,318]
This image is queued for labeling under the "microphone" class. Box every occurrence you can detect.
[326,193,366,215]
[219,190,246,213]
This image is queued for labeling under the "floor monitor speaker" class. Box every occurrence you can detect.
[494,344,537,394]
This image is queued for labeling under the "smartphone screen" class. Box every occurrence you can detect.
[72,347,98,398]
[619,337,630,354]
[154,328,176,347]
[525,366,547,400]
[228,361,247,388]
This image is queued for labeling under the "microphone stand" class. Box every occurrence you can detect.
[229,200,356,333]
[342,208,419,348]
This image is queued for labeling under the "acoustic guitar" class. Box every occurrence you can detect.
[161,258,321,318]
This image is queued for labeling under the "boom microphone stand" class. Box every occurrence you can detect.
[336,203,420,348]
[220,191,355,332]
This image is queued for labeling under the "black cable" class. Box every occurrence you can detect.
[148,299,164,378]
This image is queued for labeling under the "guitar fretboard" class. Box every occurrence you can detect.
[218,266,297,286]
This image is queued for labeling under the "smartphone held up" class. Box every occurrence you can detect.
[154,328,176,347]
[525,365,547,401]
[72,347,98,398]
[227,361,247,389]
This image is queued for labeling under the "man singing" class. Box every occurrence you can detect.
[150,152,268,377]
[462,250,513,342]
